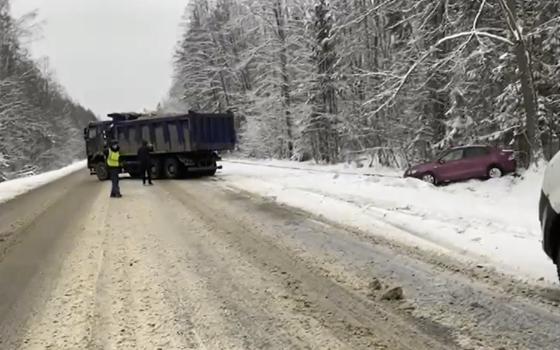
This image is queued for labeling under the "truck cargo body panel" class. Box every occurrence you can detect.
[114,113,236,157]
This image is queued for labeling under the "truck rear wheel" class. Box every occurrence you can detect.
[95,163,109,181]
[151,158,162,179]
[163,157,180,179]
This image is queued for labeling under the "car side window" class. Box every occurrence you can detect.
[441,150,463,162]
[464,147,489,158]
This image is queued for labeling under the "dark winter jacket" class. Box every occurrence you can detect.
[137,145,152,167]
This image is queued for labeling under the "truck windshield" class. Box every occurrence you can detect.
[88,128,97,139]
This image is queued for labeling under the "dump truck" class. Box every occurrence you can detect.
[84,111,236,181]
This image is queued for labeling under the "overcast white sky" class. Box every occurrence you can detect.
[11,0,187,118]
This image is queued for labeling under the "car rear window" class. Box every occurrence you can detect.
[464,147,489,158]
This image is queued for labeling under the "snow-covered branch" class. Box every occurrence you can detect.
[436,31,514,47]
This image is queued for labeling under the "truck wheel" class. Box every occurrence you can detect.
[150,159,162,179]
[95,163,109,181]
[163,157,180,179]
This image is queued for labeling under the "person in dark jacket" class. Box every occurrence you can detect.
[137,140,153,185]
[105,140,122,198]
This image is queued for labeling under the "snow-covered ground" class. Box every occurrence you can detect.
[0,161,86,204]
[221,159,554,283]
[0,158,552,283]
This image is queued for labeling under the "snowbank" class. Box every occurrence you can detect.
[221,159,553,282]
[0,161,86,204]
[226,158,401,177]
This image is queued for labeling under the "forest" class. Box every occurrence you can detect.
[0,0,95,181]
[166,0,560,168]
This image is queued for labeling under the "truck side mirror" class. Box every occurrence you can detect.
[83,128,88,140]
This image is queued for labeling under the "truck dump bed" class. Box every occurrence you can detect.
[114,112,236,156]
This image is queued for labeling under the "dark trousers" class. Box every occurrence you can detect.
[141,164,152,185]
[109,167,121,197]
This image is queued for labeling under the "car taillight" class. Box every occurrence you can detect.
[500,149,515,161]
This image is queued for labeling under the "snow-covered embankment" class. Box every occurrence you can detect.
[0,161,86,205]
[221,159,552,282]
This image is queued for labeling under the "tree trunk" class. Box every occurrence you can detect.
[513,42,538,163]
[273,0,293,158]
[427,0,448,150]
[308,0,339,163]
[503,0,539,165]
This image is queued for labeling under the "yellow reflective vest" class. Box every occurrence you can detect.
[107,150,120,168]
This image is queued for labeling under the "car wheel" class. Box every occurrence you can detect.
[488,166,503,179]
[422,173,436,185]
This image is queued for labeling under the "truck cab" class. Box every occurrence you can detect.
[84,121,113,179]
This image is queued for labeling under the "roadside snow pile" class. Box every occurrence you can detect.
[226,158,401,177]
[0,160,85,204]
[222,160,553,282]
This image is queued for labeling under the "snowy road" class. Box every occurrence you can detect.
[0,171,559,349]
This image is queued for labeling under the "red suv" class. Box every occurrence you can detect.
[404,146,516,185]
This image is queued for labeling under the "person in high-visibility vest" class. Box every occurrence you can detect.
[106,140,122,198]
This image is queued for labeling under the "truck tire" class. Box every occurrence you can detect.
[95,163,109,181]
[163,157,180,179]
[151,158,162,179]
